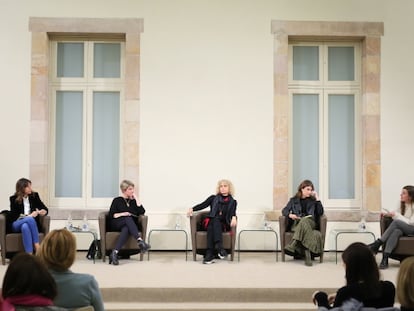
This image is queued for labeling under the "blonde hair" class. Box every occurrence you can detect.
[120,179,135,192]
[37,229,76,271]
[397,256,414,308]
[215,179,235,196]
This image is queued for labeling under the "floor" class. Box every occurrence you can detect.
[0,251,401,310]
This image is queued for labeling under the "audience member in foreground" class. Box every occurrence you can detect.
[9,178,48,254]
[0,253,66,311]
[312,242,395,309]
[187,179,237,264]
[108,179,150,265]
[282,179,324,266]
[396,256,414,311]
[369,185,414,269]
[37,229,104,311]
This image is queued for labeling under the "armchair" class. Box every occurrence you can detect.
[189,211,237,261]
[98,211,148,262]
[380,215,414,261]
[279,214,327,262]
[0,212,50,265]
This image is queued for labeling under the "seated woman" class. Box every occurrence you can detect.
[313,242,395,309]
[282,179,324,266]
[37,229,104,311]
[0,252,66,310]
[9,178,48,254]
[187,179,237,264]
[369,185,414,269]
[108,179,150,265]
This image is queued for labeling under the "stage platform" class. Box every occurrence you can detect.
[0,251,400,311]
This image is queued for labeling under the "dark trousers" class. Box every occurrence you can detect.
[206,217,227,254]
[111,216,141,251]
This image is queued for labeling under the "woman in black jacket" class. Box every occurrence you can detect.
[187,179,237,264]
[282,179,324,266]
[108,179,150,265]
[9,178,48,254]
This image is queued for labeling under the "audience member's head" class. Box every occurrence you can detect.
[397,256,414,309]
[342,242,380,295]
[2,252,57,299]
[37,229,77,272]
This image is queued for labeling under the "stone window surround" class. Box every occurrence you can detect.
[29,17,143,218]
[271,20,384,221]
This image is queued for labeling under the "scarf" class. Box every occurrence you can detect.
[210,194,236,225]
[0,294,53,311]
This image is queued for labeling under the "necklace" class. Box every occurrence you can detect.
[124,198,130,207]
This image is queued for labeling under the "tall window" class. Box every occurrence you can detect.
[49,39,125,208]
[289,42,361,208]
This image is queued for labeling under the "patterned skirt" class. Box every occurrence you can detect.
[290,216,323,255]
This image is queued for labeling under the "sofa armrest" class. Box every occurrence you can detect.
[138,215,148,240]
[39,215,51,234]
[319,214,327,238]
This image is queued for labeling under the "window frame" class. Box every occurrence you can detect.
[288,41,362,209]
[271,20,384,219]
[29,17,143,211]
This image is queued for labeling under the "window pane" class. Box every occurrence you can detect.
[292,94,319,192]
[92,92,120,197]
[328,47,355,81]
[293,46,319,81]
[57,43,84,78]
[328,95,355,199]
[55,91,83,197]
[93,43,121,78]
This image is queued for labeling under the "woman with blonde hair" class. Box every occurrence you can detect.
[187,179,237,264]
[37,229,104,311]
[396,256,414,311]
[108,179,150,265]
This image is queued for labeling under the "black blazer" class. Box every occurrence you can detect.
[9,192,48,232]
[281,196,324,230]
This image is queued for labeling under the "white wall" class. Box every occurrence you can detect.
[1,0,414,245]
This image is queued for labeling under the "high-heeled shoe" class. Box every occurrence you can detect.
[109,250,119,265]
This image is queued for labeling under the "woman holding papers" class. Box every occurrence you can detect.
[282,179,324,266]
[9,177,48,254]
[108,179,150,265]
[369,185,414,269]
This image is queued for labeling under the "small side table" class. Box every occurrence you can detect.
[147,228,188,261]
[69,227,98,264]
[331,229,376,264]
[237,228,278,262]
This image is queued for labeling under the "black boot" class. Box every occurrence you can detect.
[109,249,119,265]
[379,253,389,269]
[304,248,313,266]
[368,239,383,254]
[138,239,151,254]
